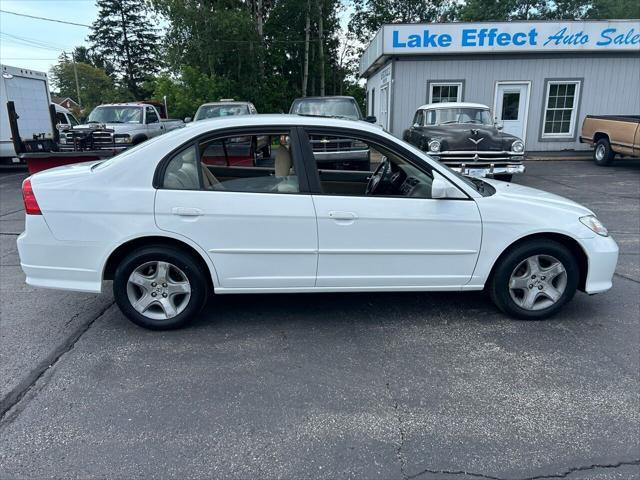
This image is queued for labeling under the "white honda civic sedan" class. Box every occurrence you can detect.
[18,115,618,329]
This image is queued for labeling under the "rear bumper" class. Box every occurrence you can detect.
[17,215,105,293]
[579,234,619,294]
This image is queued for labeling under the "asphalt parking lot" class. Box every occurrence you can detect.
[0,160,639,480]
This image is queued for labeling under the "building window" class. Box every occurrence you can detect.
[429,82,462,103]
[542,80,581,137]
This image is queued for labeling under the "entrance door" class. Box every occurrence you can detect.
[379,83,389,130]
[494,82,530,141]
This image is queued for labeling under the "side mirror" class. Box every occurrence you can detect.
[495,122,504,131]
[184,117,192,123]
[364,115,376,123]
[431,175,466,199]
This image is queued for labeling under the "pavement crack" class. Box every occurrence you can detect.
[0,209,23,218]
[406,459,640,480]
[0,300,116,424]
[385,380,407,479]
[614,272,640,284]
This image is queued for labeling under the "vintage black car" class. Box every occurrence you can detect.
[403,102,525,181]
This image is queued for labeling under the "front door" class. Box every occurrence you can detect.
[155,129,318,290]
[494,82,530,141]
[302,129,482,289]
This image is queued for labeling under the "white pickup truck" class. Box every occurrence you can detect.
[59,102,183,151]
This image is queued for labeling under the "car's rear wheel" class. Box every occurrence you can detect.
[489,239,579,320]
[594,138,614,166]
[113,246,208,330]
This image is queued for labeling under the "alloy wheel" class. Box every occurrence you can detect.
[126,261,192,320]
[508,254,567,311]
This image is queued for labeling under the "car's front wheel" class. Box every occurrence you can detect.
[113,246,209,330]
[488,239,579,320]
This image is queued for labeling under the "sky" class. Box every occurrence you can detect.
[0,0,98,73]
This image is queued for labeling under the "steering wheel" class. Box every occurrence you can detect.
[365,157,390,195]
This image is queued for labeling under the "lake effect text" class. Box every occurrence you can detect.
[391,27,640,49]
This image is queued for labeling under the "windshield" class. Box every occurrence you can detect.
[425,108,492,126]
[291,98,361,120]
[194,104,250,121]
[88,106,143,124]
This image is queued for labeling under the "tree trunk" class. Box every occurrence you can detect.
[310,45,315,96]
[317,0,325,96]
[119,3,136,99]
[301,0,310,97]
[256,0,264,78]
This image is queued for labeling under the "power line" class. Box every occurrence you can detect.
[0,9,91,27]
[0,32,70,52]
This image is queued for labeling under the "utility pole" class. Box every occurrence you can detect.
[66,51,82,107]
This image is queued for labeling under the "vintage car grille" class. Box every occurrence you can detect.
[436,151,523,164]
[309,137,368,153]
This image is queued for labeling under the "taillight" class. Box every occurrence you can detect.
[22,178,42,215]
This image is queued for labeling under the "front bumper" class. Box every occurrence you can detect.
[449,163,526,178]
[579,234,619,294]
[430,151,526,178]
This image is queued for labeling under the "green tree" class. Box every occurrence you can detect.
[50,55,116,114]
[349,0,456,44]
[587,0,640,18]
[152,66,232,120]
[151,0,351,113]
[456,0,640,21]
[89,0,161,100]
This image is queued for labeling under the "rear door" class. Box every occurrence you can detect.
[155,127,318,290]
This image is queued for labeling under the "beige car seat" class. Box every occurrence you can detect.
[274,144,298,193]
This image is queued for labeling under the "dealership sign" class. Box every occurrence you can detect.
[382,21,640,54]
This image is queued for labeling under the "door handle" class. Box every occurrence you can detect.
[171,207,203,217]
[329,211,358,221]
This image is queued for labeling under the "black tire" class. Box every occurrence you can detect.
[113,245,209,330]
[131,135,148,146]
[493,174,512,182]
[488,239,579,320]
[593,138,615,166]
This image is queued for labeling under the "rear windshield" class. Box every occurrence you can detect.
[195,104,250,121]
[290,98,361,120]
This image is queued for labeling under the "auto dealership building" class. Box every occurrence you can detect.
[360,20,640,152]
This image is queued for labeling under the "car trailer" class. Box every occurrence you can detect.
[6,101,117,174]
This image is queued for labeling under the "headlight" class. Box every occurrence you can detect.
[512,140,524,153]
[580,215,609,237]
[115,135,131,144]
[428,140,441,153]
